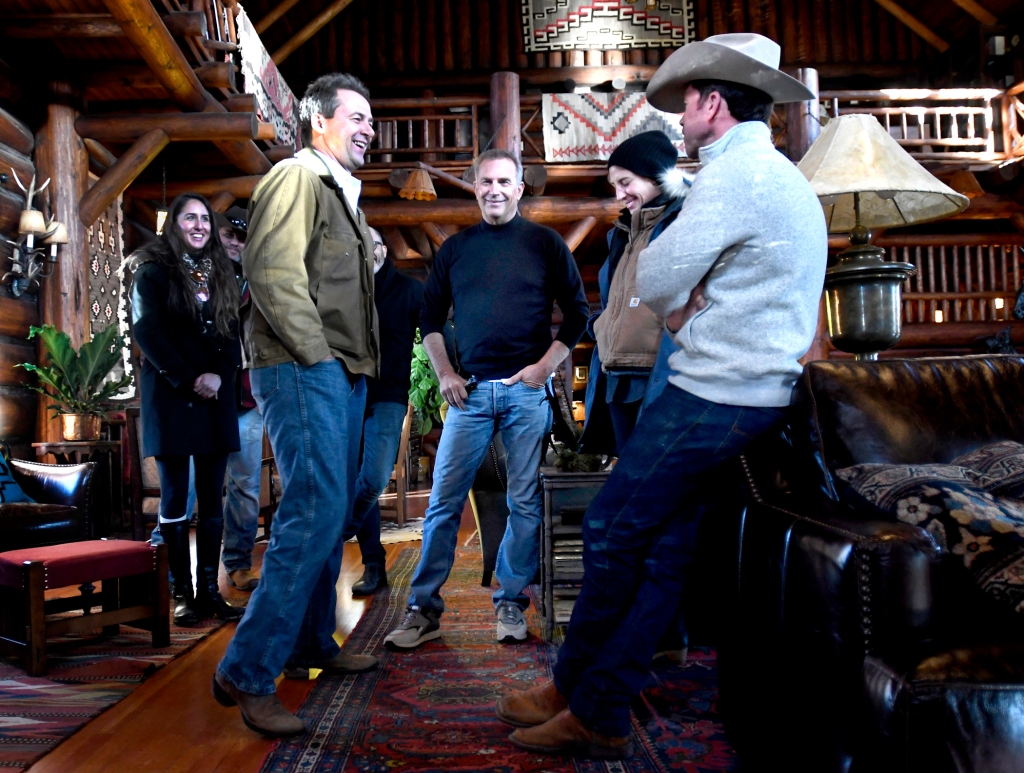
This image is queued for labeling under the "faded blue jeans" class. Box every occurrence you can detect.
[221,406,263,573]
[552,384,785,737]
[342,400,408,570]
[408,380,551,615]
[217,359,364,695]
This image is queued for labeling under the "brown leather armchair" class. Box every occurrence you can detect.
[0,456,96,550]
[722,356,1024,773]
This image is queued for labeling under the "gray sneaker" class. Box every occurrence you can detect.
[384,607,441,650]
[496,601,527,643]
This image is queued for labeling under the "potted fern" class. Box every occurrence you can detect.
[18,324,132,441]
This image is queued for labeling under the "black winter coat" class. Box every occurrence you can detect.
[368,258,424,405]
[130,258,241,458]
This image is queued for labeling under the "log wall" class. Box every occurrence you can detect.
[267,0,942,89]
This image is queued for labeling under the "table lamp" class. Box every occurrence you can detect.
[798,114,969,359]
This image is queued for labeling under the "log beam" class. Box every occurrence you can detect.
[379,227,410,260]
[101,0,270,175]
[86,62,237,98]
[1,11,207,38]
[222,94,258,113]
[0,106,33,156]
[209,191,236,212]
[872,0,950,53]
[363,197,622,227]
[79,129,169,226]
[0,187,25,234]
[421,222,448,250]
[255,0,302,34]
[948,0,997,25]
[131,175,263,199]
[0,143,35,199]
[490,72,521,160]
[272,0,358,65]
[83,138,118,171]
[75,112,263,143]
[562,216,597,252]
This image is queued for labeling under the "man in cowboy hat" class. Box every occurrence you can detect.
[493,33,827,758]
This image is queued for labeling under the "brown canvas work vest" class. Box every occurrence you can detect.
[593,202,668,370]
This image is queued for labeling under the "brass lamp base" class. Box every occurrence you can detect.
[824,226,916,359]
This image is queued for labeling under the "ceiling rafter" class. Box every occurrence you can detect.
[272,0,359,65]
[872,0,950,53]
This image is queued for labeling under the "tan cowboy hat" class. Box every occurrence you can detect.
[647,33,815,112]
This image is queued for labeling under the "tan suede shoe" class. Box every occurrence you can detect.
[509,708,633,759]
[495,680,568,727]
[317,652,378,675]
[212,673,305,738]
[228,568,259,591]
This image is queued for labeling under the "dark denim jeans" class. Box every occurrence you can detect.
[552,384,785,737]
[343,400,408,569]
[217,360,365,695]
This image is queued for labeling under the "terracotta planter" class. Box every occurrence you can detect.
[61,414,102,441]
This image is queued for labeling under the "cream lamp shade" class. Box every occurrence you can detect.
[798,113,969,233]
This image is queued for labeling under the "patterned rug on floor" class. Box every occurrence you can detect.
[0,615,224,769]
[260,547,737,772]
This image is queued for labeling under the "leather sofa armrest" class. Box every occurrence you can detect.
[10,460,96,539]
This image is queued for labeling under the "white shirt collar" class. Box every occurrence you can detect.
[311,148,362,210]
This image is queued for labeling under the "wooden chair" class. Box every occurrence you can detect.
[379,403,413,527]
[124,407,160,541]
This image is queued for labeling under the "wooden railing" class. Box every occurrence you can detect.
[821,89,1009,164]
[365,97,485,167]
[891,235,1024,325]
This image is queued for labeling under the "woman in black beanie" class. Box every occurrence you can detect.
[578,130,690,455]
[130,193,244,626]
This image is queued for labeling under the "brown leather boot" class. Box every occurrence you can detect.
[212,673,305,738]
[495,680,568,727]
[509,708,633,759]
[317,652,378,675]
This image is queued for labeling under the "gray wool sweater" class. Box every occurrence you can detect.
[636,121,827,408]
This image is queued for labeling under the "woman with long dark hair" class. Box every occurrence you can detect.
[130,193,243,626]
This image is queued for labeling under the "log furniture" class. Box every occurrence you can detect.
[0,540,169,675]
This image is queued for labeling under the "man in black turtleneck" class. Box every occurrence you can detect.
[385,148,589,650]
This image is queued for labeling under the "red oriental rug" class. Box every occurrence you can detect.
[260,547,737,772]
[0,616,223,769]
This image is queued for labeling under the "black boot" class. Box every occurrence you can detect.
[194,516,244,622]
[163,520,197,627]
[351,564,388,596]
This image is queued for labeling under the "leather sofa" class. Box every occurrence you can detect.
[722,356,1024,773]
[0,458,96,550]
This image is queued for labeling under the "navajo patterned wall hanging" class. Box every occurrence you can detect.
[541,93,684,162]
[522,1,696,52]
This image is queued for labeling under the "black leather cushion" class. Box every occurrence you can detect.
[793,356,1024,501]
[0,503,84,550]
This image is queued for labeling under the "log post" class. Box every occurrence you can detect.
[209,191,236,212]
[79,129,169,226]
[563,216,597,252]
[785,68,820,163]
[35,101,91,443]
[489,72,521,160]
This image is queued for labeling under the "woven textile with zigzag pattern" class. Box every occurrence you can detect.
[259,547,737,772]
[522,1,696,52]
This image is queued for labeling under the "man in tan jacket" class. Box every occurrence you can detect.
[214,72,380,738]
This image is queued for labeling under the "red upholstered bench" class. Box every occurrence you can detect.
[0,540,169,675]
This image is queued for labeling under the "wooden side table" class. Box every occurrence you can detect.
[33,441,121,538]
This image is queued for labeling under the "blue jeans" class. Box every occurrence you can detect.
[217,360,365,695]
[408,381,551,615]
[552,384,785,737]
[222,407,263,573]
[342,400,408,570]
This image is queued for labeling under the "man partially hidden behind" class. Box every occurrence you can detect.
[214,72,380,738]
[494,34,828,758]
[213,206,262,593]
[345,227,424,597]
[384,148,589,649]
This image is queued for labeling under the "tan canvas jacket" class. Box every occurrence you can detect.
[241,148,379,378]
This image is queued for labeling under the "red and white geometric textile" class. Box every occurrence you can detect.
[237,6,300,151]
[541,93,685,163]
[522,0,695,52]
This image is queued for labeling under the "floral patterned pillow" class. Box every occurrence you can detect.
[836,461,1024,615]
[952,441,1024,499]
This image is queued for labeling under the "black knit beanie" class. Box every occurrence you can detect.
[607,130,679,181]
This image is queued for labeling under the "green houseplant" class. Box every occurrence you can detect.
[18,324,132,441]
[408,329,445,436]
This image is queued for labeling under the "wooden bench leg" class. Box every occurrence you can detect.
[152,544,170,647]
[101,577,120,636]
[24,561,47,676]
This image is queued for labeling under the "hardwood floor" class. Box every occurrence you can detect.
[28,513,469,773]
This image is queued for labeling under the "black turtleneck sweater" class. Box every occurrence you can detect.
[420,215,589,380]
